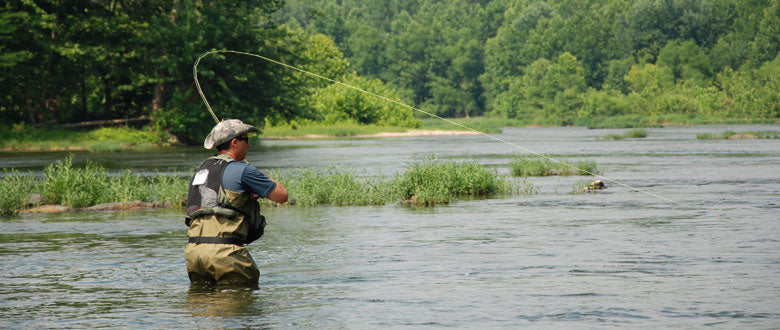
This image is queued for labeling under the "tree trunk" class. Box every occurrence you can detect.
[25,91,36,124]
[148,0,178,119]
[61,116,150,128]
[151,81,167,115]
[80,79,88,120]
[103,75,112,117]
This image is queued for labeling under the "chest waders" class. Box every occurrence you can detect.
[184,154,267,284]
[185,154,266,245]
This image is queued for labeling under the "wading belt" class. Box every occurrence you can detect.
[188,237,244,246]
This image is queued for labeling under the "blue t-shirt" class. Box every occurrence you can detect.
[221,161,277,198]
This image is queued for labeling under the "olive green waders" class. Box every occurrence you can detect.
[185,154,266,285]
[185,213,259,285]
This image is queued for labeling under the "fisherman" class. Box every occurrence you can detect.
[184,119,288,285]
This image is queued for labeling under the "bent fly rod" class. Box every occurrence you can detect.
[193,49,683,205]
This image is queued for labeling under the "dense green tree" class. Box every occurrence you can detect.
[414,0,488,117]
[492,52,586,124]
[0,1,154,124]
[4,0,779,136]
[1,0,319,144]
[0,2,54,123]
[616,0,731,60]
[345,22,386,78]
[625,63,674,95]
[656,40,712,84]
[311,73,419,127]
[383,9,432,106]
[716,53,780,118]
[149,1,315,144]
[482,1,554,104]
[751,0,780,65]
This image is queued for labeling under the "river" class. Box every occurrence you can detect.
[1,125,779,328]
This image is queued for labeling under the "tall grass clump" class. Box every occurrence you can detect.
[510,155,600,177]
[103,170,150,203]
[1,156,189,211]
[572,180,590,194]
[269,161,528,207]
[36,156,111,208]
[149,174,188,207]
[625,128,648,138]
[393,160,506,205]
[273,167,393,206]
[510,156,557,176]
[0,170,36,216]
[99,171,187,207]
[326,170,391,205]
[601,128,648,140]
[500,177,539,196]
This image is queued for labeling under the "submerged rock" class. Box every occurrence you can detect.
[587,180,607,191]
[20,205,72,213]
[17,201,167,214]
[26,193,43,207]
[81,201,165,211]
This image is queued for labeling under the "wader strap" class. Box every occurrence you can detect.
[188,237,244,246]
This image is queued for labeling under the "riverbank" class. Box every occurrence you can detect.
[2,117,777,152]
[0,125,178,152]
[264,129,481,139]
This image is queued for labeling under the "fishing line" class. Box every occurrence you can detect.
[193,50,683,205]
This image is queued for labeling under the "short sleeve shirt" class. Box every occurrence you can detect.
[221,161,277,198]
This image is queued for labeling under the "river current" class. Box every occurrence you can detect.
[1,125,779,328]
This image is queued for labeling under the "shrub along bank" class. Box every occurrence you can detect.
[0,125,175,152]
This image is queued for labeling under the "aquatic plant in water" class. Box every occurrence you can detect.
[625,128,648,138]
[1,157,541,213]
[600,128,648,140]
[274,167,394,207]
[0,156,188,212]
[37,156,111,208]
[393,159,506,205]
[0,170,36,216]
[697,130,779,140]
[267,159,528,207]
[510,156,600,177]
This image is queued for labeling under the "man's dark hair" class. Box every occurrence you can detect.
[215,139,233,151]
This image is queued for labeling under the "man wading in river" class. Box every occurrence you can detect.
[184,119,288,285]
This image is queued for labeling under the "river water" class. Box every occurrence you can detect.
[1,125,779,328]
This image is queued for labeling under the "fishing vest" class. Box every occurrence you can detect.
[185,154,266,245]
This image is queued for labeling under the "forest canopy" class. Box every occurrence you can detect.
[1,0,778,144]
[278,0,780,124]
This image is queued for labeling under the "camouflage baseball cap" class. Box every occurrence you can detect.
[203,119,259,149]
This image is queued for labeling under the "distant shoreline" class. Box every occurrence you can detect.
[0,129,482,152]
[264,129,481,140]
